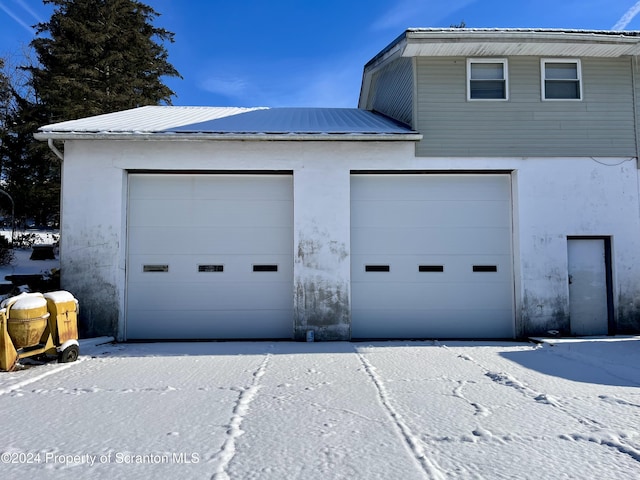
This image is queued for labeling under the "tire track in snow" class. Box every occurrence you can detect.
[209,353,271,480]
[0,360,80,396]
[356,349,446,480]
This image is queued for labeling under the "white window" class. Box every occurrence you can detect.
[467,59,508,100]
[542,59,582,100]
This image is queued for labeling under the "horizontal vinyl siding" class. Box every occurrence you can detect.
[415,57,636,157]
[367,58,413,126]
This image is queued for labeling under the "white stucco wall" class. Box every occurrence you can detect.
[514,157,640,334]
[60,139,640,339]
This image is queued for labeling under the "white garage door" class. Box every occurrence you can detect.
[126,174,293,339]
[351,174,514,338]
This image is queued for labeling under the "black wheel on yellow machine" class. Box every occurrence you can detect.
[58,344,79,363]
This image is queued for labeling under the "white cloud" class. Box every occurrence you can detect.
[612,0,640,29]
[279,62,362,108]
[15,0,43,23]
[0,1,35,34]
[197,55,363,108]
[200,75,251,99]
[371,0,478,31]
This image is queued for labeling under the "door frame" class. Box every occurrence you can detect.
[567,236,615,335]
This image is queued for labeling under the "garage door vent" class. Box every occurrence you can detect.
[419,265,444,272]
[253,264,278,272]
[473,265,498,272]
[365,265,390,272]
[199,265,224,273]
[143,265,169,273]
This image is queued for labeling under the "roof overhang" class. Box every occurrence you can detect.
[35,106,422,142]
[34,132,423,142]
[401,29,640,58]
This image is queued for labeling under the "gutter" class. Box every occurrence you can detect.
[34,132,423,142]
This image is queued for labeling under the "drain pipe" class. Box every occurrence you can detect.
[48,138,64,161]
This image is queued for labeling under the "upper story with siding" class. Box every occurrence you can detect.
[359,29,640,158]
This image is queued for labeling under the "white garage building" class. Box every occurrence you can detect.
[35,30,640,341]
[36,105,520,341]
[35,104,640,341]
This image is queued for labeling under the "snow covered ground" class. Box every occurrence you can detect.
[0,337,639,479]
[0,229,60,295]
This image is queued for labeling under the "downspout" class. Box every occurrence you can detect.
[47,138,64,161]
[631,56,640,169]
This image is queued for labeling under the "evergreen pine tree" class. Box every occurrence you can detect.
[0,0,181,226]
[29,0,181,121]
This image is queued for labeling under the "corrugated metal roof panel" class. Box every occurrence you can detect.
[38,106,416,136]
[169,108,412,134]
[38,106,266,133]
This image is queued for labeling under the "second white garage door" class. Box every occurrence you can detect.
[351,174,514,339]
[126,174,293,339]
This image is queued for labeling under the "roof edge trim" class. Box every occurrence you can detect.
[34,132,423,142]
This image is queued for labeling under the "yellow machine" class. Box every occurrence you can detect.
[0,291,79,372]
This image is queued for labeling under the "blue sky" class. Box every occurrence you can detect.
[2,0,640,108]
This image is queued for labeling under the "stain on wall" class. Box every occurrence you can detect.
[61,231,120,338]
[617,292,640,333]
[294,228,350,341]
[520,292,570,337]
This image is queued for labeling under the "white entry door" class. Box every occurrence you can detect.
[126,174,294,340]
[567,238,610,336]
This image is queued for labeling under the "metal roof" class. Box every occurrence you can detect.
[169,107,413,134]
[36,106,420,141]
[37,106,266,133]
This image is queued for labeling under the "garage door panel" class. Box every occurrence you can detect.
[350,309,513,339]
[351,175,511,201]
[188,228,293,254]
[188,176,293,200]
[351,200,511,228]
[351,174,514,339]
[193,200,292,226]
[351,282,512,309]
[127,174,293,339]
[129,175,291,200]
[130,199,293,228]
[128,227,292,255]
[126,310,292,340]
[128,227,186,254]
[351,227,512,255]
[127,281,294,311]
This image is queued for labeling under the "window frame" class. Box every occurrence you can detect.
[541,58,583,101]
[466,58,509,101]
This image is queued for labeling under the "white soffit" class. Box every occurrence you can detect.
[401,30,640,58]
